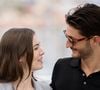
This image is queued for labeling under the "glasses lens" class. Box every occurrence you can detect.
[67,36,75,44]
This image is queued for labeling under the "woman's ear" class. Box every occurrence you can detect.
[19,58,23,62]
[19,53,27,63]
[19,55,28,70]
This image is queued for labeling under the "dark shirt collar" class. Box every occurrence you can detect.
[70,58,81,68]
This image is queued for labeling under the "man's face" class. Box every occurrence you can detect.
[64,24,93,59]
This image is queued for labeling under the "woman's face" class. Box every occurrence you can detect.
[32,35,44,71]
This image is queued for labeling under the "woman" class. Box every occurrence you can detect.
[0,28,52,90]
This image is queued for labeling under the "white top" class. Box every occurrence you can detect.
[0,79,52,90]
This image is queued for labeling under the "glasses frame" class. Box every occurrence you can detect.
[63,30,91,45]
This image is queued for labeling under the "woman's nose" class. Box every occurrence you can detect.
[40,47,45,55]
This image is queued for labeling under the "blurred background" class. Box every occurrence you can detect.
[0,0,100,83]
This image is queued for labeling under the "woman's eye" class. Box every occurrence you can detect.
[34,47,38,50]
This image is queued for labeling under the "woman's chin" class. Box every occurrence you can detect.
[33,66,43,71]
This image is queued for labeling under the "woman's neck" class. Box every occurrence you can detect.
[12,73,34,90]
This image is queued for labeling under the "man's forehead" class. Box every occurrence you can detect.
[65,25,83,38]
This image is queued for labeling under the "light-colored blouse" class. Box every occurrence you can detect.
[0,79,52,90]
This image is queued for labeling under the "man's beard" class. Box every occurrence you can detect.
[71,43,93,60]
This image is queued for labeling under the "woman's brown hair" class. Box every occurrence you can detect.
[0,28,35,85]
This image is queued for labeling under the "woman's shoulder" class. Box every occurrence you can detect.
[33,78,52,90]
[0,83,13,90]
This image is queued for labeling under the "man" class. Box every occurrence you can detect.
[50,3,100,90]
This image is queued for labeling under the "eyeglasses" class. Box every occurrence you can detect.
[63,30,90,45]
[65,35,87,45]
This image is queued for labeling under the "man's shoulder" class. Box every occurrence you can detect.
[55,57,80,67]
[56,57,77,63]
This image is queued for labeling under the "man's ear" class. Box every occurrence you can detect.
[92,36,100,46]
[94,36,100,43]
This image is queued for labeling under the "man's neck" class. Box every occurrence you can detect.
[81,56,100,76]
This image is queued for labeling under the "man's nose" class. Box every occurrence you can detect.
[66,40,72,48]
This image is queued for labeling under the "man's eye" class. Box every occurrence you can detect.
[68,38,73,42]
